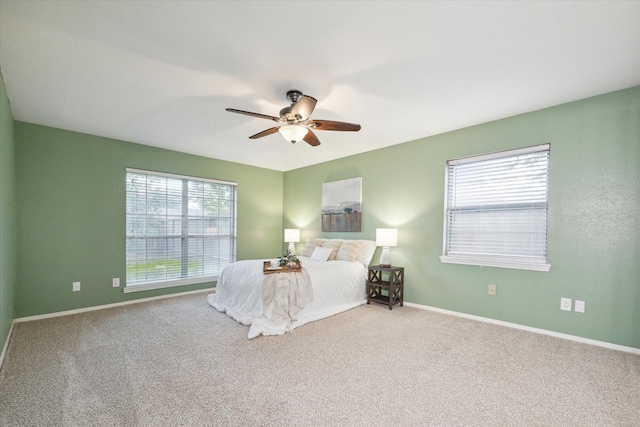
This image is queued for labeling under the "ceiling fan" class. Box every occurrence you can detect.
[226,90,361,146]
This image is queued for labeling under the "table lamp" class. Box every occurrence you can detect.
[284,229,300,255]
[376,228,397,267]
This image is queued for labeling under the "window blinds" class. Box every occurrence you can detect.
[443,144,550,269]
[125,169,237,288]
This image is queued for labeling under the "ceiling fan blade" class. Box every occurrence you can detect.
[226,108,279,122]
[249,126,281,139]
[303,129,321,147]
[291,95,317,120]
[309,120,361,132]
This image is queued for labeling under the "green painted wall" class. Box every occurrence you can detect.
[8,87,640,349]
[15,123,283,317]
[0,70,16,348]
[284,87,640,349]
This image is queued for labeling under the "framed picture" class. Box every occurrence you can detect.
[322,177,362,232]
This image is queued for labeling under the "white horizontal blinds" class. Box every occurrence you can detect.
[445,145,549,260]
[126,169,237,286]
[185,179,237,278]
[126,173,183,285]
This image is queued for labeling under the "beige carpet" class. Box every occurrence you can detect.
[1,293,639,426]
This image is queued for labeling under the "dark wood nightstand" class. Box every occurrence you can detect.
[367,265,404,310]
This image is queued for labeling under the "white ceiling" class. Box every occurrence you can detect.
[1,1,639,172]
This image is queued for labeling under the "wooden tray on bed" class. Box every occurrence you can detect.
[263,260,302,274]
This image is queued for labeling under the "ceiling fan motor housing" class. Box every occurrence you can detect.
[280,90,304,120]
[279,106,293,120]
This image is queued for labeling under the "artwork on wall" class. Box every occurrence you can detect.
[322,177,362,232]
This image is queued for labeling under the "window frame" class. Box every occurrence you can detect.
[439,144,551,272]
[124,168,237,293]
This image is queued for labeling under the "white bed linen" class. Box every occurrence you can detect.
[208,256,367,338]
[261,268,313,331]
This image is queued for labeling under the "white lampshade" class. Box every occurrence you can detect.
[284,229,300,243]
[376,228,397,267]
[279,125,309,143]
[376,228,398,247]
[284,228,300,255]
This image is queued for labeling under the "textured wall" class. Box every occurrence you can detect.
[0,71,16,349]
[284,87,640,348]
[15,123,284,317]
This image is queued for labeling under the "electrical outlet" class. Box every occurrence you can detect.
[560,297,572,311]
[72,281,81,292]
[575,300,585,313]
[112,277,120,288]
[488,284,497,296]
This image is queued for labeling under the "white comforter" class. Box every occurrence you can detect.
[208,256,367,338]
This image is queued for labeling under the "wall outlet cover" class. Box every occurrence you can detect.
[112,277,120,287]
[72,281,81,292]
[575,300,585,313]
[488,284,497,296]
[560,297,572,311]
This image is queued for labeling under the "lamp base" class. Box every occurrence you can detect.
[379,246,392,267]
[288,242,296,256]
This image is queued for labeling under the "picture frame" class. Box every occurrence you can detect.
[321,177,362,232]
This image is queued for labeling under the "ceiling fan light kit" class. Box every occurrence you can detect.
[279,124,309,144]
[226,90,361,147]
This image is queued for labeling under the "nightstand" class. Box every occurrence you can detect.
[367,265,404,310]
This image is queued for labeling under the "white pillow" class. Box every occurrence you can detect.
[310,246,333,262]
[335,241,363,262]
[301,239,324,257]
[320,240,342,260]
[354,240,377,266]
[306,238,375,266]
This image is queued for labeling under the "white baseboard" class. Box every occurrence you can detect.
[0,319,16,371]
[404,302,640,355]
[16,287,214,323]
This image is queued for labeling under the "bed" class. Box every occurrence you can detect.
[208,239,377,338]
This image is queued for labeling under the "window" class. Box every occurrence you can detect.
[125,169,237,292]
[440,144,550,271]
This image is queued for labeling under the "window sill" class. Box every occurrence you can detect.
[123,276,218,293]
[439,255,550,272]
